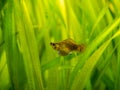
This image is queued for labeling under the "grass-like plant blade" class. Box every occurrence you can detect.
[68,17,120,89]
[1,0,120,90]
[13,1,44,90]
[93,41,120,89]
[71,30,120,90]
[3,1,28,90]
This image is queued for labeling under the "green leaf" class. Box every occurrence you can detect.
[71,30,120,90]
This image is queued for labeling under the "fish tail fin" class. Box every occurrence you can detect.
[77,44,86,52]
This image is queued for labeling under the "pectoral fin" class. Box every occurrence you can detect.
[58,50,69,56]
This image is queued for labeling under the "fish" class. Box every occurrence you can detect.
[50,39,85,56]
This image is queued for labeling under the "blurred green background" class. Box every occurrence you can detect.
[0,0,120,90]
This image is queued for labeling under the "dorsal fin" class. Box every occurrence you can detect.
[62,38,76,44]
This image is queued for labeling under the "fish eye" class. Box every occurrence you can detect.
[52,43,55,46]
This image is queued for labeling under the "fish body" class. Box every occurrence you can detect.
[50,39,85,56]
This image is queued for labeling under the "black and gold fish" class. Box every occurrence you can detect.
[50,39,85,56]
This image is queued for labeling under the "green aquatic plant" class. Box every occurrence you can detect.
[0,0,120,90]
